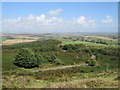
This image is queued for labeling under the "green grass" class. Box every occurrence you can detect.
[61,40,117,48]
[54,52,82,65]
[2,51,18,71]
[0,37,7,42]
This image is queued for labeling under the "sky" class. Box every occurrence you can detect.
[2,2,118,33]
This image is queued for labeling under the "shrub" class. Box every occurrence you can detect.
[14,48,39,68]
[61,44,85,52]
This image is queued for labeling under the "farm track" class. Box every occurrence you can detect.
[30,63,87,72]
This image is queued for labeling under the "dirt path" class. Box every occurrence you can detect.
[30,64,87,72]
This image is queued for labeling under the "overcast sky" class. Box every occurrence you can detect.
[2,2,118,33]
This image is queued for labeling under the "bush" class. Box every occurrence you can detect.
[14,48,39,68]
[61,44,85,52]
[35,53,45,65]
[46,54,64,65]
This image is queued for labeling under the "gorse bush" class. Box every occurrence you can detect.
[14,48,39,68]
[61,44,85,52]
[45,54,64,65]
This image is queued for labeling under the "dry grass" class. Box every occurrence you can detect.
[2,75,33,88]
[47,78,118,88]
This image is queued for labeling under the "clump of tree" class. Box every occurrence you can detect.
[14,48,39,68]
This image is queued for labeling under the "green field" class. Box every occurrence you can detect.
[62,40,108,46]
[2,34,119,88]
[0,37,7,42]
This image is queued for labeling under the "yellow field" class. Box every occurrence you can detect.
[1,39,37,45]
[84,35,116,41]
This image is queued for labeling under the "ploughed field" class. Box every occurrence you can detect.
[0,34,39,45]
[2,33,119,88]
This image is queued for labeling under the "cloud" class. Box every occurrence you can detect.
[102,15,113,24]
[73,16,96,27]
[3,14,64,25]
[48,8,63,16]
[3,15,97,31]
[2,15,97,33]
[2,14,65,33]
[2,14,116,33]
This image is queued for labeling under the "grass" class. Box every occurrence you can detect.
[44,69,118,88]
[47,77,118,88]
[61,40,117,47]
[62,40,99,45]
[26,80,49,88]
[0,37,7,42]
[3,67,118,88]
[2,51,18,71]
